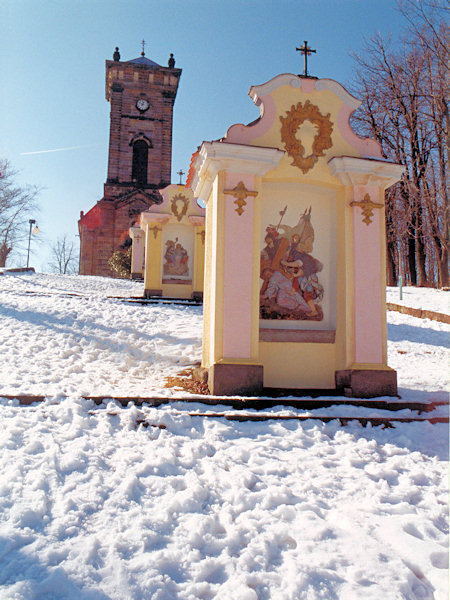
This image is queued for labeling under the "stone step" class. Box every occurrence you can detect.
[15,291,202,306]
[182,412,448,427]
[2,394,447,416]
[85,395,448,414]
[114,297,202,306]
[0,267,35,274]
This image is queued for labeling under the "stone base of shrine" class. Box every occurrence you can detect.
[335,368,398,398]
[208,363,264,396]
[199,363,397,398]
[144,288,162,298]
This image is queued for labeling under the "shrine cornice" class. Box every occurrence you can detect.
[191,141,284,203]
[249,75,361,111]
[129,226,144,237]
[188,216,205,226]
[139,212,171,225]
[328,156,405,189]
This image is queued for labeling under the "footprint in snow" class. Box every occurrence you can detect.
[402,522,424,540]
[430,551,449,569]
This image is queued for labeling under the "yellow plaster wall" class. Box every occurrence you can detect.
[161,284,193,298]
[338,185,356,370]
[250,177,263,360]
[379,189,388,366]
[254,179,342,388]
[255,180,361,386]
[193,226,205,294]
[202,193,213,368]
[259,342,336,389]
[144,222,162,290]
[212,173,226,365]
[130,232,144,276]
[202,177,225,368]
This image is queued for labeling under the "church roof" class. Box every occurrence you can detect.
[126,56,161,67]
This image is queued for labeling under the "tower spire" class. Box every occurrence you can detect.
[141,39,146,57]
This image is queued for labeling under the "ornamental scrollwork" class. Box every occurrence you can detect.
[171,194,189,222]
[223,181,258,216]
[350,193,384,226]
[149,225,161,239]
[280,100,333,174]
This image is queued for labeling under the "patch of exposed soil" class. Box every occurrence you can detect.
[165,367,209,395]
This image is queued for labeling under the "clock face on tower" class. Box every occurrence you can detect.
[136,99,149,112]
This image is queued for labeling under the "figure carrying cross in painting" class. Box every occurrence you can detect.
[260,206,324,321]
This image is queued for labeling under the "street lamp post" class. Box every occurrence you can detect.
[26,219,39,268]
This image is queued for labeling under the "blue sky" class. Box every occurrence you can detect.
[1,0,406,271]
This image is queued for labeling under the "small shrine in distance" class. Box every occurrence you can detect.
[132,183,205,299]
[187,44,404,397]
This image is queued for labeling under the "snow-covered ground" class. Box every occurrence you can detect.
[0,272,448,599]
[0,273,200,397]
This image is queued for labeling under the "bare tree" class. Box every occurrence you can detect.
[48,235,79,274]
[399,0,449,285]
[0,159,40,267]
[350,9,449,287]
[398,0,449,72]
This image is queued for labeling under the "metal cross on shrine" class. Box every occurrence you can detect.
[177,169,185,185]
[296,41,316,77]
[141,39,146,56]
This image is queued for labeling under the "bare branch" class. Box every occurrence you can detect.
[349,18,448,286]
[47,235,79,275]
[0,159,40,267]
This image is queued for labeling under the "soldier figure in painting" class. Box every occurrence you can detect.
[260,207,323,320]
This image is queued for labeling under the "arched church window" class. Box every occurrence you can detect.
[132,140,149,185]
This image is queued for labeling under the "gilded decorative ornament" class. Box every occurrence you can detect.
[224,181,258,216]
[171,194,189,222]
[350,193,384,225]
[280,100,333,174]
[197,230,206,245]
[149,224,161,239]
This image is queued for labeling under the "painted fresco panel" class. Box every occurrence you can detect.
[260,183,336,330]
[161,224,194,284]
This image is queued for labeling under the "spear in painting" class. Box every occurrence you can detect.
[276,205,288,231]
[268,206,290,275]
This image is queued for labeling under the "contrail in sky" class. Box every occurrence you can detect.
[20,143,99,156]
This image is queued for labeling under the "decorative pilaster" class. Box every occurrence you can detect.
[191,141,284,395]
[328,156,404,397]
[351,184,384,364]
[189,216,206,300]
[129,227,145,279]
[141,213,170,297]
[223,173,258,359]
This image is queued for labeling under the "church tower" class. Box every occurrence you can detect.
[78,46,181,276]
